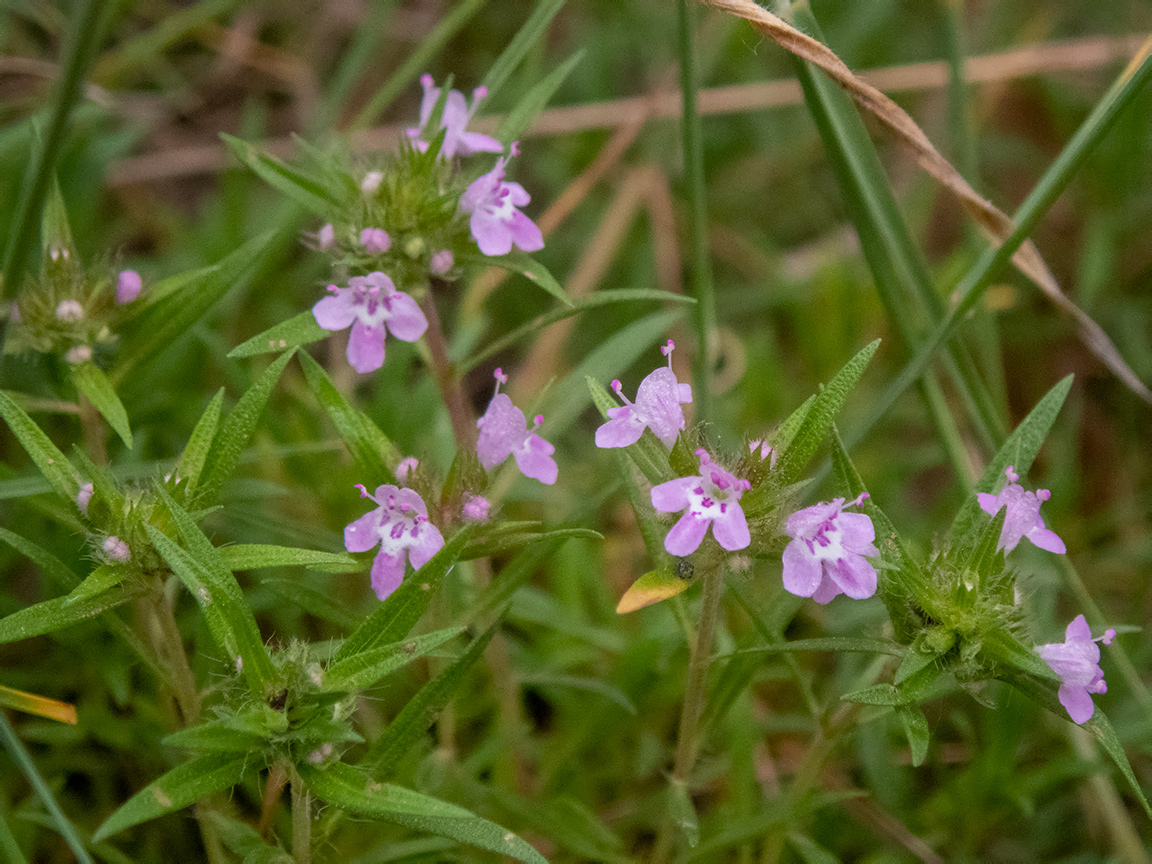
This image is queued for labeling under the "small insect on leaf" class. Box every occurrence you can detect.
[616,563,691,614]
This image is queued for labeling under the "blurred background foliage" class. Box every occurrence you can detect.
[2,0,1152,860]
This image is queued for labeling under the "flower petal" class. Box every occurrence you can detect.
[476,394,525,470]
[347,321,386,373]
[1027,525,1066,554]
[384,291,428,342]
[711,504,750,551]
[408,523,445,570]
[664,511,709,557]
[650,476,697,513]
[370,550,406,600]
[811,574,843,605]
[345,508,383,553]
[514,434,558,485]
[1058,682,1095,724]
[782,541,822,597]
[470,212,512,256]
[829,553,877,600]
[313,293,357,331]
[635,367,688,448]
[508,210,544,253]
[595,408,645,448]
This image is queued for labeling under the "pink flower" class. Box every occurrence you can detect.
[359,228,391,254]
[459,144,543,257]
[316,223,335,250]
[312,271,427,373]
[361,171,383,194]
[782,494,878,604]
[344,484,445,600]
[77,482,94,516]
[650,450,751,556]
[430,250,454,276]
[116,270,142,304]
[1036,614,1115,724]
[407,74,502,160]
[462,494,490,522]
[103,536,131,562]
[55,300,83,321]
[395,457,419,483]
[976,466,1065,554]
[476,369,556,485]
[596,340,691,449]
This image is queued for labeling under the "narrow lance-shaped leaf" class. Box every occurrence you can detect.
[334,523,477,663]
[948,374,1073,547]
[496,49,584,143]
[92,753,253,842]
[0,684,77,725]
[0,527,80,590]
[896,704,930,767]
[0,391,83,502]
[218,544,358,573]
[459,249,572,307]
[70,362,133,448]
[298,350,400,481]
[175,389,223,499]
[479,0,565,103]
[148,485,277,694]
[299,761,547,864]
[228,310,330,358]
[322,626,465,693]
[221,134,339,216]
[197,350,295,504]
[0,584,142,645]
[774,339,880,484]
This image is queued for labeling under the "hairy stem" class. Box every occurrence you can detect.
[291,766,311,864]
[417,290,475,451]
[654,558,725,863]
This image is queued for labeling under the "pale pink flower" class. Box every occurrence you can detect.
[116,270,142,304]
[359,228,391,254]
[317,223,335,250]
[596,340,691,449]
[345,484,445,600]
[1036,614,1115,724]
[312,271,427,373]
[407,74,502,160]
[459,144,543,257]
[103,536,131,562]
[55,300,83,321]
[650,450,751,556]
[462,494,490,522]
[977,466,1065,554]
[361,171,383,194]
[476,369,556,485]
[65,345,92,364]
[395,457,419,483]
[430,250,454,276]
[77,482,94,516]
[782,494,878,604]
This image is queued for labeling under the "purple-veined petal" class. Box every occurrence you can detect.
[514,434,557,485]
[408,523,445,570]
[635,367,688,448]
[370,550,406,600]
[650,476,697,513]
[345,508,383,553]
[507,210,544,252]
[1058,683,1095,724]
[830,554,877,600]
[470,211,513,256]
[811,574,844,605]
[313,293,357,330]
[595,407,645,448]
[384,291,428,342]
[347,321,386,373]
[781,541,821,597]
[711,503,750,551]
[664,511,709,557]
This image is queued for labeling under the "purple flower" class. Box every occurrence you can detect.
[317,223,335,250]
[103,536,131,562]
[361,171,383,194]
[407,74,502,160]
[312,271,427,373]
[116,270,142,304]
[650,450,751,556]
[344,483,445,600]
[1036,614,1115,724]
[782,494,878,604]
[596,340,692,449]
[748,439,776,468]
[462,494,490,522]
[459,144,543,257]
[56,300,83,321]
[476,369,557,485]
[430,249,454,277]
[395,457,419,483]
[359,228,391,254]
[976,466,1066,554]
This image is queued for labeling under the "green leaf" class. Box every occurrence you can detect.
[496,49,584,143]
[175,389,224,499]
[949,375,1073,547]
[300,762,546,863]
[0,585,141,644]
[260,578,359,630]
[0,527,80,590]
[464,250,571,307]
[461,539,567,628]
[322,626,464,693]
[896,704,930,767]
[0,391,83,502]
[228,311,330,359]
[221,134,339,216]
[162,719,266,755]
[147,486,277,694]
[334,524,476,663]
[461,525,601,561]
[70,362,132,448]
[197,350,295,504]
[92,753,253,842]
[298,350,401,481]
[364,619,501,776]
[774,339,879,483]
[667,777,699,848]
[479,0,565,103]
[727,637,904,657]
[787,833,839,864]
[67,563,129,601]
[205,811,294,864]
[115,233,274,384]
[219,544,358,573]
[1084,710,1152,818]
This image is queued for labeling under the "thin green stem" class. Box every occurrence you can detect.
[653,559,725,863]
[0,713,94,864]
[678,0,717,424]
[847,37,1152,453]
[0,798,27,864]
[940,0,978,184]
[291,767,311,864]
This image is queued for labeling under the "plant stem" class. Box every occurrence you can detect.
[417,290,474,451]
[653,558,725,863]
[78,395,107,466]
[291,766,311,864]
[678,0,717,424]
